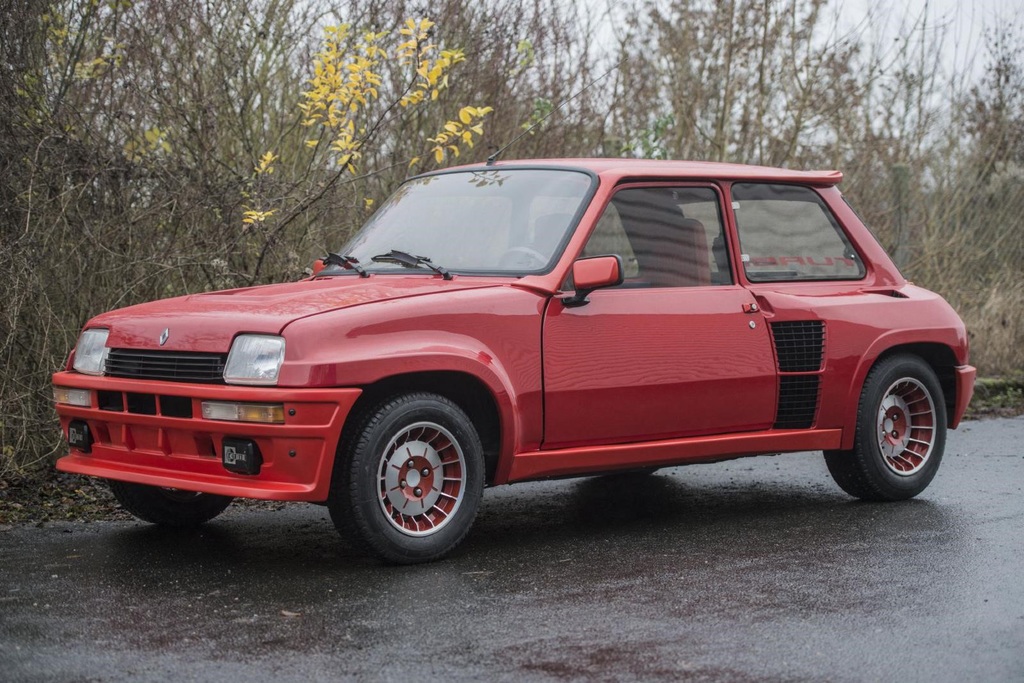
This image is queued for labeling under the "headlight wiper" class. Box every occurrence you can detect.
[322,252,369,277]
[371,249,452,280]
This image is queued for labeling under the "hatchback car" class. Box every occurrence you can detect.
[53,159,975,563]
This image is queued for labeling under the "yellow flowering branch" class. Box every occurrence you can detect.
[427,106,494,164]
[297,19,491,174]
[242,18,493,230]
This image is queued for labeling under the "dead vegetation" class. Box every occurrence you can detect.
[1,0,1021,480]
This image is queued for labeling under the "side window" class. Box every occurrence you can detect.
[581,187,732,287]
[732,183,864,281]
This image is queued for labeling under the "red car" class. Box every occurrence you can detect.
[53,159,975,563]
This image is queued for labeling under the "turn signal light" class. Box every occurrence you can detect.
[54,386,91,407]
[201,401,285,424]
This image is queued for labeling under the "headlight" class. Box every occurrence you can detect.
[223,335,285,385]
[72,329,110,375]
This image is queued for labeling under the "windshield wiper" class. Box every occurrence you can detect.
[322,252,369,277]
[371,249,452,280]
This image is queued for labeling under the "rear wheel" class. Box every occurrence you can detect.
[108,481,233,526]
[824,354,947,501]
[329,392,485,564]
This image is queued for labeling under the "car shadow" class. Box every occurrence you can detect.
[96,465,961,578]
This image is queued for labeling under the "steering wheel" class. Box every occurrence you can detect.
[499,246,548,270]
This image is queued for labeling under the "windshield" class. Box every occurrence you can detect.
[335,168,594,275]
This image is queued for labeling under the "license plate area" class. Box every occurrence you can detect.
[67,420,92,453]
[222,437,262,475]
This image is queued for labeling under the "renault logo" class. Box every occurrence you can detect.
[159,328,170,346]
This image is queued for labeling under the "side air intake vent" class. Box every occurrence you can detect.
[770,321,825,372]
[774,376,821,429]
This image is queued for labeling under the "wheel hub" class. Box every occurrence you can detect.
[383,442,443,513]
[879,397,910,454]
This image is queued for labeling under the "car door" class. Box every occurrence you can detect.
[541,184,778,450]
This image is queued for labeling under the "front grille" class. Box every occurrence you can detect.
[770,321,825,372]
[105,349,227,384]
[774,376,820,429]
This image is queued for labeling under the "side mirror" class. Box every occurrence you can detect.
[311,258,327,276]
[561,255,623,307]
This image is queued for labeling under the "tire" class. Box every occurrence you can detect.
[108,481,233,527]
[328,392,485,564]
[824,354,947,501]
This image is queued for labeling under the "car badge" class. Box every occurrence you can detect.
[159,328,170,346]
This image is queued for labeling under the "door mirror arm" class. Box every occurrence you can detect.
[560,255,623,307]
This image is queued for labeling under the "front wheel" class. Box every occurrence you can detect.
[825,354,947,501]
[329,392,485,564]
[108,481,233,526]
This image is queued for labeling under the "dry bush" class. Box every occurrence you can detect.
[0,0,607,475]
[1,0,1021,477]
[608,0,1023,375]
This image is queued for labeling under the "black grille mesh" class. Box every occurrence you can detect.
[774,376,820,429]
[770,321,825,372]
[105,349,227,384]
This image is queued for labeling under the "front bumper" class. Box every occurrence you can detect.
[52,371,361,501]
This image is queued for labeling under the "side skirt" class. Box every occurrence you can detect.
[505,429,843,483]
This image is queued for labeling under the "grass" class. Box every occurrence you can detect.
[964,376,1024,420]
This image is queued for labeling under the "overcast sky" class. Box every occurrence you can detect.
[838,0,1022,80]
[589,0,1023,84]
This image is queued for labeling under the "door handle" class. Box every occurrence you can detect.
[742,302,759,314]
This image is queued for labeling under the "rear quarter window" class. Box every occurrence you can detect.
[732,183,864,282]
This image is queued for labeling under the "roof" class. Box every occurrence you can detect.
[450,158,843,187]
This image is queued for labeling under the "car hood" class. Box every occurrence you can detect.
[91,277,502,353]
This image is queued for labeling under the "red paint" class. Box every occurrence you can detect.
[542,286,777,449]
[571,255,622,290]
[507,429,844,482]
[53,158,974,503]
[54,373,360,500]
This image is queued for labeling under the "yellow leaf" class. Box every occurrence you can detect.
[408,156,421,168]
[433,147,444,164]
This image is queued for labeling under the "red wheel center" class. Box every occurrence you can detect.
[398,456,436,501]
[882,407,908,443]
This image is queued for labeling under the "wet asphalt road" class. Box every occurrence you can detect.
[2,417,1023,682]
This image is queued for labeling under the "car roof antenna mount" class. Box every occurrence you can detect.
[485,57,626,166]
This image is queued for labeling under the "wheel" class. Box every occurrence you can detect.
[499,246,548,270]
[108,481,233,526]
[328,392,485,564]
[824,354,947,501]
